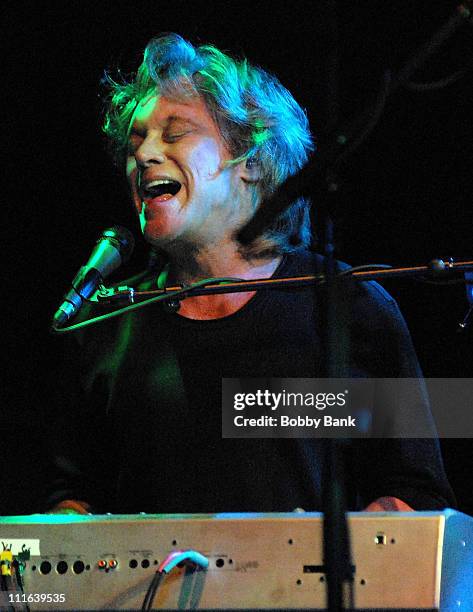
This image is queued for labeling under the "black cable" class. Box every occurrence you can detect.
[337,264,393,276]
[0,575,15,612]
[332,70,391,169]
[142,571,164,612]
[141,551,208,611]
[404,68,470,91]
[12,563,30,612]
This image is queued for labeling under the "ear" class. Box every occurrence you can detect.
[239,157,261,184]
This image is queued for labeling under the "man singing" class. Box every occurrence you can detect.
[47,33,454,515]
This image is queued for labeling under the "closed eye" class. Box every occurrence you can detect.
[163,131,191,143]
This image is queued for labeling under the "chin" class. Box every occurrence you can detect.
[141,222,180,249]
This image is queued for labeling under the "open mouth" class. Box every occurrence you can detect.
[139,179,181,200]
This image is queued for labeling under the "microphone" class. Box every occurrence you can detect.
[52,226,134,329]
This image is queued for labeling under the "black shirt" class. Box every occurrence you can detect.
[47,249,455,513]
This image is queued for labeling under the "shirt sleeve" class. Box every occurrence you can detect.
[43,326,117,513]
[348,281,456,510]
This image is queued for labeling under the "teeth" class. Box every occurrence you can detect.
[139,178,181,199]
[145,179,176,188]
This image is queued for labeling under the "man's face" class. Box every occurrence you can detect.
[126,94,253,249]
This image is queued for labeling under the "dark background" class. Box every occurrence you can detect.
[3,0,472,514]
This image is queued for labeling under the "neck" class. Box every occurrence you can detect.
[161,239,282,320]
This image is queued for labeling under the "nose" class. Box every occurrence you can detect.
[134,132,166,168]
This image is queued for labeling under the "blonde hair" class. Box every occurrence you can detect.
[103,33,314,255]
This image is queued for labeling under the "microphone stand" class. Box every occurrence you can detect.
[94,260,473,306]
[319,206,355,610]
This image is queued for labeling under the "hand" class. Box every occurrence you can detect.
[45,499,92,515]
[364,496,414,512]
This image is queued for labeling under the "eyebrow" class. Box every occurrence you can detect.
[166,115,199,127]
